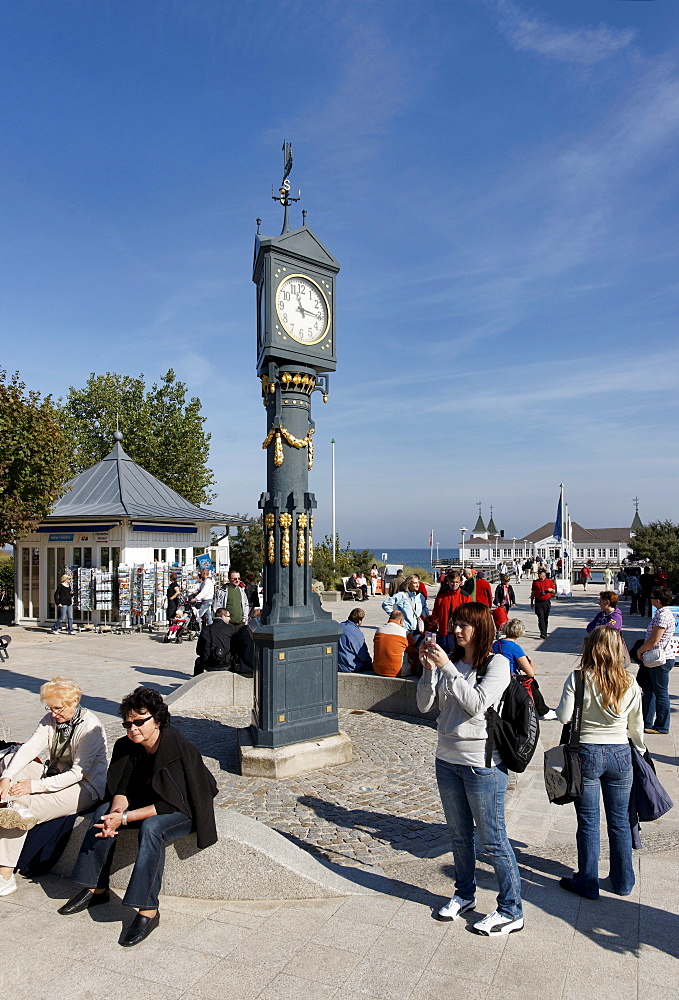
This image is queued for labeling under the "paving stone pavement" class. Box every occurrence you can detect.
[1,582,678,998]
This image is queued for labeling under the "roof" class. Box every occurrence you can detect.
[487,516,498,535]
[525,522,632,544]
[472,514,487,534]
[45,437,249,526]
[631,511,643,531]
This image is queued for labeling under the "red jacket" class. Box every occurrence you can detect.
[475,578,493,607]
[531,579,556,603]
[432,589,470,635]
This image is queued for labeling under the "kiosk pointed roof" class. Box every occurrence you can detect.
[631,510,643,532]
[47,433,247,525]
[487,516,498,535]
[472,513,487,535]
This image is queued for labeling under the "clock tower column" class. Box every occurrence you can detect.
[238,144,351,778]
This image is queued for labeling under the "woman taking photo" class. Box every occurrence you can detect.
[0,677,107,897]
[59,687,217,947]
[635,587,676,735]
[417,602,523,935]
[556,627,645,899]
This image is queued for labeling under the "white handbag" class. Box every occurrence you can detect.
[642,646,667,667]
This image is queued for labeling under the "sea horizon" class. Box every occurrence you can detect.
[365,547,460,568]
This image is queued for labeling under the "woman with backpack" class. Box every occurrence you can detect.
[417,602,523,935]
[556,627,645,899]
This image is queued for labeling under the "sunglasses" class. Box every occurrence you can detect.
[122,715,153,730]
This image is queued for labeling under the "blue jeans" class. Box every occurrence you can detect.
[70,801,192,909]
[435,758,522,920]
[52,605,73,632]
[196,600,213,627]
[642,659,674,733]
[572,744,634,898]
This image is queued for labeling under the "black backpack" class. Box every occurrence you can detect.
[478,654,540,772]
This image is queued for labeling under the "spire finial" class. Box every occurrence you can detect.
[113,429,123,442]
[633,496,639,513]
[256,218,261,234]
[272,140,301,235]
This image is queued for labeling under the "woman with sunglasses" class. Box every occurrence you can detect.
[418,602,523,936]
[59,687,217,947]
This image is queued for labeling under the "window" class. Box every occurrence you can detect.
[153,549,167,563]
[586,548,595,558]
[504,548,511,557]
[470,548,480,558]
[609,548,616,558]
[576,548,584,558]
[598,548,606,558]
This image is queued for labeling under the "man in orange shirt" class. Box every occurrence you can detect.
[373,610,416,677]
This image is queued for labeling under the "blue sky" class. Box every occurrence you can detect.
[2,0,678,548]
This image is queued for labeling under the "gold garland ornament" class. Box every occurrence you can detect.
[262,424,314,469]
[265,513,275,564]
[309,514,314,563]
[297,514,308,566]
[279,513,292,566]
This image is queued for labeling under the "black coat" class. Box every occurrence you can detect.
[494,583,516,608]
[106,725,218,849]
[196,618,234,668]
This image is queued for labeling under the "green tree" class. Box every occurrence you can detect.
[0,370,69,546]
[630,521,679,588]
[228,516,263,578]
[312,535,378,590]
[59,370,216,504]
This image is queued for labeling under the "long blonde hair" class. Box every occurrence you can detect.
[579,627,632,713]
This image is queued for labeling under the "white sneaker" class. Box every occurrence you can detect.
[436,894,476,921]
[0,874,17,897]
[0,802,38,831]
[540,709,558,721]
[473,910,524,935]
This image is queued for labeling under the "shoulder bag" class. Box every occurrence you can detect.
[544,670,584,804]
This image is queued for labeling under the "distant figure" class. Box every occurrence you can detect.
[586,592,623,633]
[348,572,369,601]
[636,587,676,735]
[653,566,669,589]
[515,560,523,582]
[337,608,372,673]
[638,568,654,617]
[627,572,641,614]
[603,566,613,590]
[579,565,592,591]
[52,574,75,634]
[388,570,405,596]
[188,568,214,628]
[382,574,428,634]
[493,575,516,615]
[474,571,493,608]
[432,571,470,653]
[194,608,235,676]
[531,568,556,640]
[244,572,260,611]
[616,569,627,598]
[461,569,475,598]
[373,610,413,677]
[369,564,380,596]
[166,575,180,621]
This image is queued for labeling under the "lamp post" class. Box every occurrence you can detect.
[512,537,516,569]
[331,438,336,565]
[460,527,467,570]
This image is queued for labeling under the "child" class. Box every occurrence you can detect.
[492,618,557,721]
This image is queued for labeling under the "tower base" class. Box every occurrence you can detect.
[238,727,352,778]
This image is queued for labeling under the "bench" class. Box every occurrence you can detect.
[0,636,10,662]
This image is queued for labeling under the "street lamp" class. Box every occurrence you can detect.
[460,528,467,570]
[331,438,336,565]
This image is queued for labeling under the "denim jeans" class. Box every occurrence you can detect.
[435,758,522,920]
[642,659,674,733]
[572,744,634,898]
[52,605,74,633]
[196,600,213,627]
[70,800,192,909]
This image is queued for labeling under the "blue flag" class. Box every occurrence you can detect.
[554,493,563,542]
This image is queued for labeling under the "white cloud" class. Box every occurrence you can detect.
[496,0,636,64]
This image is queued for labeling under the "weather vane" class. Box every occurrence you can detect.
[272,141,301,234]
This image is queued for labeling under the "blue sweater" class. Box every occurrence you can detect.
[337,620,373,673]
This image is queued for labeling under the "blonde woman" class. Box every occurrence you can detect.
[0,678,107,897]
[556,628,645,899]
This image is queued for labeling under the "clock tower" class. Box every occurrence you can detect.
[239,144,351,777]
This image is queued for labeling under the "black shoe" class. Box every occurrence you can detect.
[120,911,160,947]
[559,877,598,900]
[58,888,110,915]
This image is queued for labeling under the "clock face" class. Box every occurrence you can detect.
[275,274,330,345]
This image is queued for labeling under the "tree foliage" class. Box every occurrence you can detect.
[0,370,69,546]
[228,516,263,579]
[312,535,377,590]
[630,521,679,587]
[59,370,216,505]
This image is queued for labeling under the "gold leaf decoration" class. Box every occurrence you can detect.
[279,513,292,566]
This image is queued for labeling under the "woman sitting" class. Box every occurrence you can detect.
[59,686,217,947]
[556,627,645,899]
[493,619,556,721]
[0,677,107,898]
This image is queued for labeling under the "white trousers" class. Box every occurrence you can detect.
[0,760,97,868]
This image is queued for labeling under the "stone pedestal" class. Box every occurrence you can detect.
[238,726,352,778]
